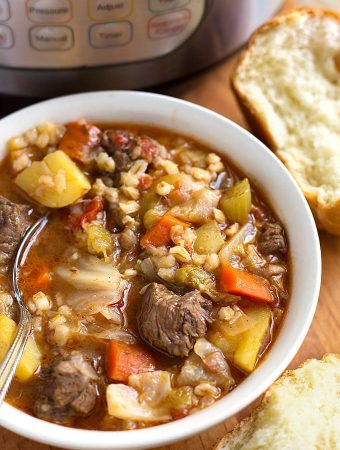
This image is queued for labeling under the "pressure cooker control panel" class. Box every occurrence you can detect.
[0,0,205,68]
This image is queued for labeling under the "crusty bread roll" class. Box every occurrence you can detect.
[232,9,340,234]
[214,354,340,450]
[294,0,340,10]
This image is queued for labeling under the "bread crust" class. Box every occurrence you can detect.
[213,354,340,450]
[232,8,340,235]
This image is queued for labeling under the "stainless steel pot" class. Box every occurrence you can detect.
[0,0,283,97]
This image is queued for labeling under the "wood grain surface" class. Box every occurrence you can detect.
[1,3,339,450]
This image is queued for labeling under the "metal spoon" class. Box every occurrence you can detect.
[0,216,48,405]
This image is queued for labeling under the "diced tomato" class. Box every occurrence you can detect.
[138,137,158,162]
[65,196,104,230]
[59,121,101,164]
[138,174,154,191]
[168,180,190,204]
[111,131,131,147]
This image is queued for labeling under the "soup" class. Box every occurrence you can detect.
[0,121,289,430]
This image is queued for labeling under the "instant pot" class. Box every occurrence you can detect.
[0,0,283,97]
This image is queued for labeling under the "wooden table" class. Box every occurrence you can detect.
[1,13,340,450]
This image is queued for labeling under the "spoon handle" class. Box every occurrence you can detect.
[0,306,32,405]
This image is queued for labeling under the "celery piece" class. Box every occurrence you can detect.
[175,265,215,293]
[87,224,113,258]
[219,179,251,224]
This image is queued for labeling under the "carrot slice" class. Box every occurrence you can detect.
[59,121,101,163]
[26,263,53,293]
[140,213,190,248]
[219,265,274,303]
[107,341,155,382]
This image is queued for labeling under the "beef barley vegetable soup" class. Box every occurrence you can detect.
[0,121,289,430]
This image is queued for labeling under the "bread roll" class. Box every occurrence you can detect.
[232,9,340,234]
[214,354,340,450]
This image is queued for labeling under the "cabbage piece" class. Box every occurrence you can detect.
[166,386,198,410]
[106,384,171,422]
[128,370,172,406]
[177,339,234,390]
[194,338,233,380]
[242,244,267,272]
[219,222,256,265]
[100,305,123,324]
[171,188,220,224]
[55,252,129,315]
[243,244,287,279]
[85,323,136,344]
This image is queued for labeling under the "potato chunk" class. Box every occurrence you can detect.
[233,305,272,373]
[210,305,272,373]
[15,150,91,208]
[0,315,42,381]
[209,331,240,359]
[194,221,224,254]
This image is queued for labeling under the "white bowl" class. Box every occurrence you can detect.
[0,91,321,450]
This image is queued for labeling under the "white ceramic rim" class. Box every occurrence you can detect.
[0,91,321,450]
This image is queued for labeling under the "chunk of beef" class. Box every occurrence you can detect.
[34,352,98,423]
[0,196,32,265]
[138,283,212,357]
[101,130,137,172]
[102,131,167,175]
[258,222,287,255]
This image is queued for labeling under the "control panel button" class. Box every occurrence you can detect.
[0,0,10,22]
[88,0,133,21]
[29,26,73,50]
[148,9,191,40]
[149,0,190,12]
[89,21,132,47]
[0,24,13,48]
[27,0,72,24]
